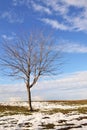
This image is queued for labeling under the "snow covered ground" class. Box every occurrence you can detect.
[0,101,87,130]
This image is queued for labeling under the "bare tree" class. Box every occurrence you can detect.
[0,31,62,111]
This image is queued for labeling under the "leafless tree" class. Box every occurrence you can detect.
[0,31,63,111]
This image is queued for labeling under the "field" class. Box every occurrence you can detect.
[0,100,87,130]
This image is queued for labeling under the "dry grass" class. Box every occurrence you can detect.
[42,107,87,114]
[0,105,32,116]
[0,100,87,116]
[43,99,87,105]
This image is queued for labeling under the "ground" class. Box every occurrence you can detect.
[0,100,87,130]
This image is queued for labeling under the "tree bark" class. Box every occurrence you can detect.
[26,84,33,111]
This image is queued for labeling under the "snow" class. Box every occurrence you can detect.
[0,101,87,130]
[1,101,87,110]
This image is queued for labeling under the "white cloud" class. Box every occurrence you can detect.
[2,35,14,40]
[12,0,51,14]
[35,71,87,89]
[63,8,87,32]
[1,33,17,41]
[8,97,22,102]
[32,71,87,100]
[0,83,25,94]
[40,0,87,32]
[63,0,87,7]
[11,0,87,32]
[32,96,43,101]
[12,0,26,6]
[56,42,87,53]
[33,71,87,99]
[0,11,23,23]
[42,18,69,30]
[42,0,68,15]
[31,1,51,14]
[0,83,26,102]
[0,71,87,101]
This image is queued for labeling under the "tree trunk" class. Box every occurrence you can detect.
[26,84,33,111]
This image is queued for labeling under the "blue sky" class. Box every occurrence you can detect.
[0,0,87,102]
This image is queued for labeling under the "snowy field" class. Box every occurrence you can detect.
[0,101,87,130]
